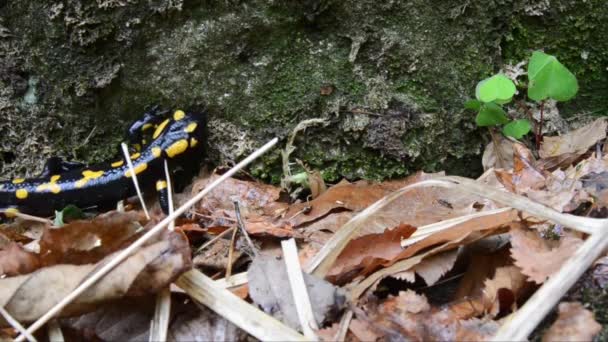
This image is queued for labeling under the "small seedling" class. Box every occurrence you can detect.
[465,51,578,147]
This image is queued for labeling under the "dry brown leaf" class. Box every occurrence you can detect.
[284,173,436,227]
[192,237,243,270]
[510,227,583,284]
[0,229,191,326]
[39,211,145,266]
[542,302,602,342]
[455,318,500,341]
[482,136,515,170]
[482,266,528,317]
[495,143,546,193]
[192,173,282,214]
[413,249,459,286]
[349,318,380,341]
[540,118,607,158]
[63,294,247,341]
[328,224,417,283]
[364,290,463,341]
[244,214,295,237]
[0,242,39,277]
[247,254,345,329]
[308,170,327,199]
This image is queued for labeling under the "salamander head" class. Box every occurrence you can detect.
[151,109,206,159]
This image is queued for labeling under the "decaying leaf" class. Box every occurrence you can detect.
[540,118,607,159]
[510,227,583,284]
[0,229,191,326]
[542,302,602,342]
[247,254,345,330]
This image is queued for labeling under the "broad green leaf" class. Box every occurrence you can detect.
[476,102,510,127]
[475,74,516,104]
[527,51,578,102]
[502,119,532,139]
[464,99,481,111]
[53,204,85,227]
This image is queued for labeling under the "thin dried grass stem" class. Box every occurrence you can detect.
[282,238,319,339]
[121,143,150,219]
[176,269,309,341]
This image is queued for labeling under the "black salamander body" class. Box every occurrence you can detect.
[0,108,206,217]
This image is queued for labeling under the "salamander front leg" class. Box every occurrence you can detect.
[39,157,86,178]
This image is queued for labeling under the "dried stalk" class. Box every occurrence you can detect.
[282,238,319,339]
[176,269,309,341]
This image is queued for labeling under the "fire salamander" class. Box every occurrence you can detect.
[0,107,206,217]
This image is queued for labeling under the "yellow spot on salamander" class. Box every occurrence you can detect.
[12,178,24,184]
[37,174,62,194]
[152,147,162,158]
[4,208,19,217]
[184,122,198,133]
[111,160,124,167]
[165,139,189,158]
[173,110,186,121]
[130,152,141,160]
[75,170,104,188]
[190,137,198,148]
[156,180,167,191]
[16,189,28,199]
[152,119,170,139]
[125,163,148,178]
[142,123,153,131]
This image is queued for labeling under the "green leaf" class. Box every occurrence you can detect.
[53,204,85,227]
[476,102,510,127]
[502,119,532,139]
[527,51,578,102]
[464,99,482,111]
[475,74,516,104]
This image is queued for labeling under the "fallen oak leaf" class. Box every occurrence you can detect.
[510,227,583,284]
[0,228,191,326]
[542,302,602,342]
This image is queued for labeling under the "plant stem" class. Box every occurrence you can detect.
[536,100,545,150]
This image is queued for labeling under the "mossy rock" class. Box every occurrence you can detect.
[0,0,606,181]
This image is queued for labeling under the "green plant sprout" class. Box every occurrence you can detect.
[465,51,578,148]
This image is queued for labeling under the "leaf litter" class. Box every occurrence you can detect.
[0,118,607,340]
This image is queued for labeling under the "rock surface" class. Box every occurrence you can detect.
[1,0,606,181]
